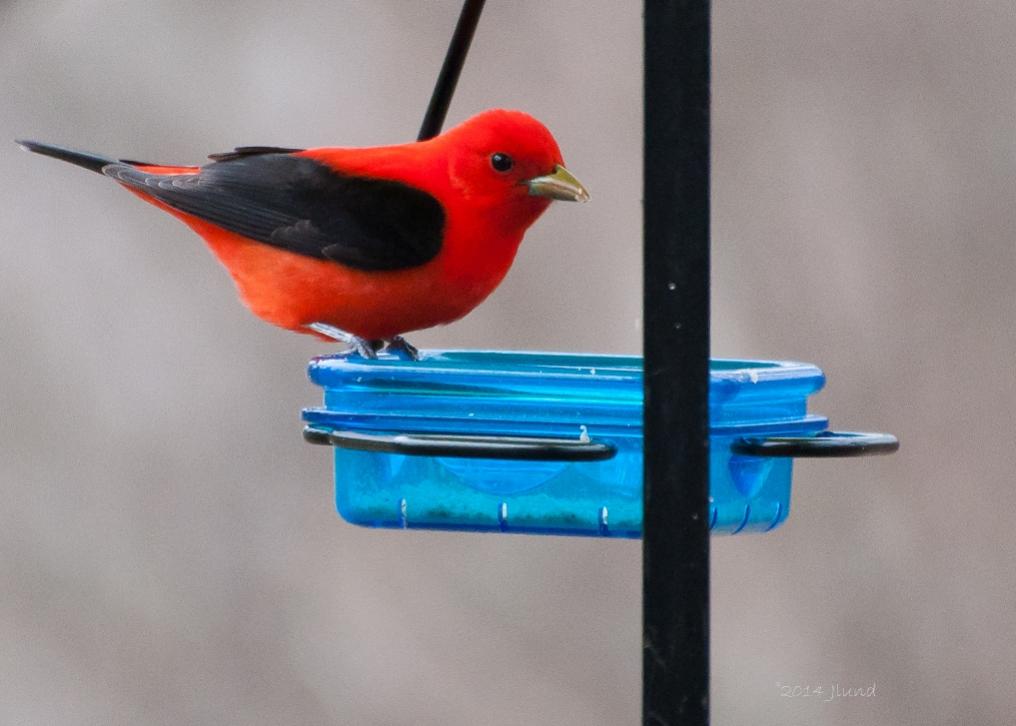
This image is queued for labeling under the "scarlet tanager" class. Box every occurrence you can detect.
[17,109,588,359]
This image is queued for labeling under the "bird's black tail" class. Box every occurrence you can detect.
[15,139,117,174]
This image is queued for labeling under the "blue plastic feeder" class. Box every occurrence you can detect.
[303,350,896,537]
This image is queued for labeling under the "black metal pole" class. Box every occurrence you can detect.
[643,1,711,725]
[418,0,486,141]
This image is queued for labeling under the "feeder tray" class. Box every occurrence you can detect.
[302,350,896,537]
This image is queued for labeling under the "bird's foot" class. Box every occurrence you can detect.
[306,323,383,359]
[306,324,419,361]
[382,336,420,361]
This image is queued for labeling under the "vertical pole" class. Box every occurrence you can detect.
[418,0,487,141]
[643,1,711,725]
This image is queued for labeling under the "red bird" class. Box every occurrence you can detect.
[18,109,588,358]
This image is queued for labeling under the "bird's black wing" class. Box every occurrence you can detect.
[104,152,445,271]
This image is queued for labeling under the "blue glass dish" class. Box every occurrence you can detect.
[302,350,836,537]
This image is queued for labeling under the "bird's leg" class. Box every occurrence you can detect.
[306,323,382,359]
[383,336,420,361]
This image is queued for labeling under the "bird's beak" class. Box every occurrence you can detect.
[526,164,590,203]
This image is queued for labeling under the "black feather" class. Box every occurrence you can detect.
[104,154,445,271]
[207,146,304,163]
[16,140,116,174]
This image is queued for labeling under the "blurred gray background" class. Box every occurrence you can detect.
[2,1,1013,724]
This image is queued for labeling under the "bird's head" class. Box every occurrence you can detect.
[441,109,588,226]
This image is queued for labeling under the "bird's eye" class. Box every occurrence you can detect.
[490,153,514,172]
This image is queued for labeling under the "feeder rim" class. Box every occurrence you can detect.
[307,349,825,387]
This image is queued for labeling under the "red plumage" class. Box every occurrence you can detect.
[19,109,588,349]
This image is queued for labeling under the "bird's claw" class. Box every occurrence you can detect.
[307,323,418,361]
[352,338,384,359]
[383,336,420,361]
[307,322,381,359]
